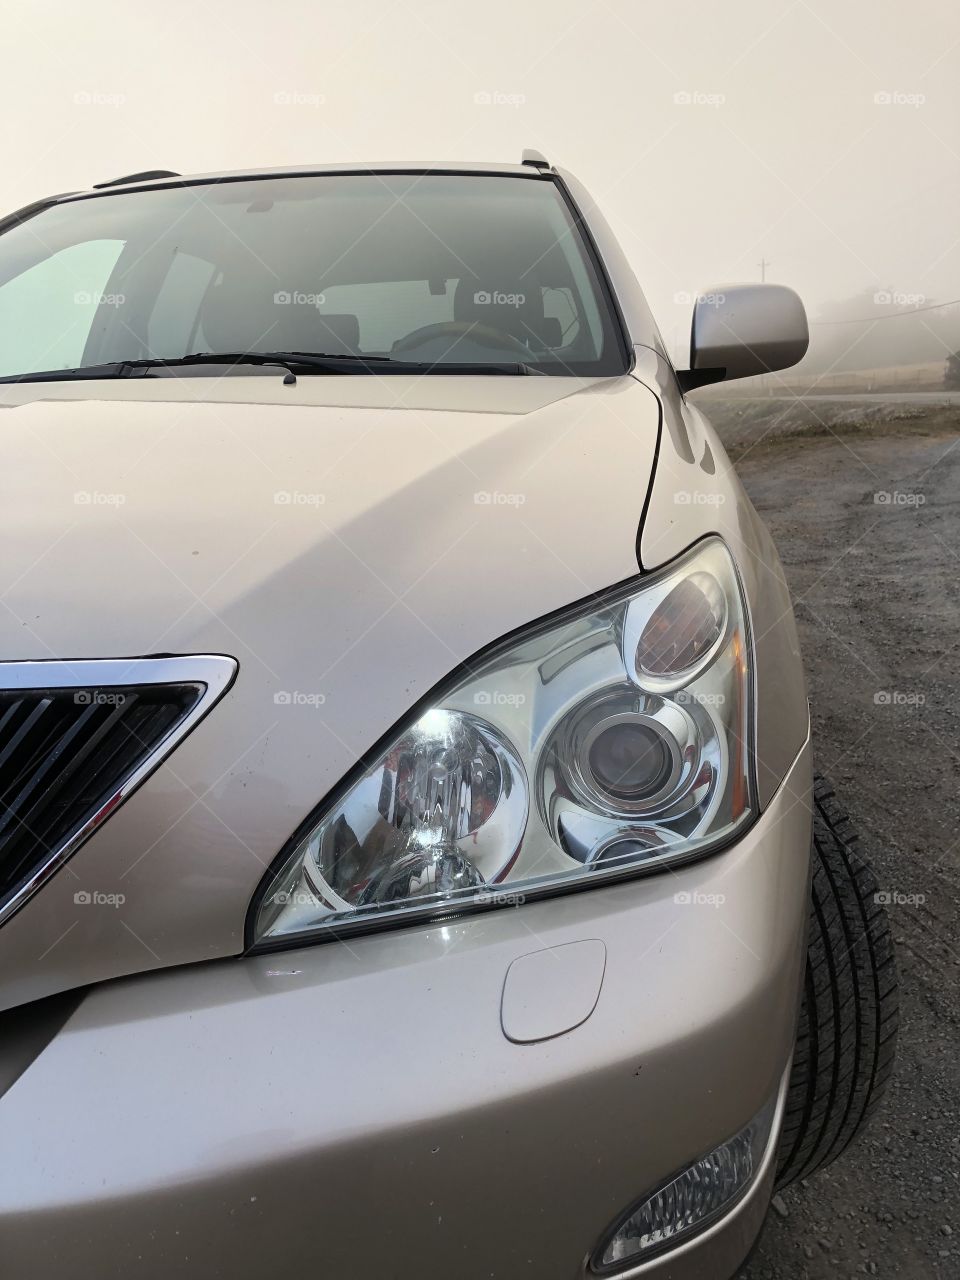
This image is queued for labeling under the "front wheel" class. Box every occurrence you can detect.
[776,775,899,1188]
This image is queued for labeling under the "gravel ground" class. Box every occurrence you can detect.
[695,394,960,452]
[714,406,960,1279]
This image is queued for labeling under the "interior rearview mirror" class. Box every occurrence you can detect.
[677,283,809,392]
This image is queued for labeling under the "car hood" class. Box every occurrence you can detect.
[0,373,659,1009]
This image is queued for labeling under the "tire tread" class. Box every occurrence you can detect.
[775,775,899,1188]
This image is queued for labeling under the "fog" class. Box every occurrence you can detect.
[2,0,958,374]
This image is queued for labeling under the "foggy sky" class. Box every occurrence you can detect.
[2,0,957,365]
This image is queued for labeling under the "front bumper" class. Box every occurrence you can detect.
[0,740,812,1280]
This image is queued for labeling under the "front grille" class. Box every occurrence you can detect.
[0,656,237,927]
[0,683,202,914]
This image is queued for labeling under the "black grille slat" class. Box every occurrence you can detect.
[1,700,137,868]
[0,702,102,841]
[0,700,26,741]
[0,681,204,914]
[21,700,184,859]
[0,698,57,788]
[0,699,90,800]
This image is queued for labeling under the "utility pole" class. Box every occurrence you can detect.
[758,257,770,283]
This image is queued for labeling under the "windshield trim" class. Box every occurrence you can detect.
[550,173,633,376]
[54,164,549,205]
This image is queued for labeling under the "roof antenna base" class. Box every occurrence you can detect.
[93,169,181,189]
[521,149,550,169]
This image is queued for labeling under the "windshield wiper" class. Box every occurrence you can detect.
[0,350,542,384]
[0,352,385,382]
[149,352,542,375]
[154,351,395,372]
[0,361,147,384]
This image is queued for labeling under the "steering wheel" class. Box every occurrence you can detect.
[392,320,531,357]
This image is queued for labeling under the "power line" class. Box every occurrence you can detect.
[813,297,960,325]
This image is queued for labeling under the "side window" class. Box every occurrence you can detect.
[0,238,125,376]
[147,251,217,357]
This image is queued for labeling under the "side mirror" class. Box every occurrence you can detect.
[677,284,809,392]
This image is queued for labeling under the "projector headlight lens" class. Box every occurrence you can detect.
[586,717,673,802]
[251,537,754,948]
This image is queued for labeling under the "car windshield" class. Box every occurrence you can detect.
[0,173,627,379]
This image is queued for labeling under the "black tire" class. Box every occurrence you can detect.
[775,775,899,1189]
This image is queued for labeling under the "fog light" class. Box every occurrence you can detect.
[592,1097,776,1272]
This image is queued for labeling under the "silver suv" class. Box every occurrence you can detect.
[0,153,897,1280]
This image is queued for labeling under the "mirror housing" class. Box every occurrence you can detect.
[677,283,809,392]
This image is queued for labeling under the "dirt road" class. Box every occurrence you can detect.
[722,411,960,1278]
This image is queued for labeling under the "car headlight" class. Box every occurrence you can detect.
[249,537,754,949]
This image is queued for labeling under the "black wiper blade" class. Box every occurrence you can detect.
[0,352,391,383]
[0,362,139,384]
[169,352,541,375]
[158,351,395,371]
[118,351,393,376]
[0,351,542,384]
[190,352,541,375]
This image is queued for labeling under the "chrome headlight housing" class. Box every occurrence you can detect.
[250,537,754,948]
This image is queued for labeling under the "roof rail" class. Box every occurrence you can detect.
[0,192,76,235]
[521,149,550,169]
[93,169,181,190]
